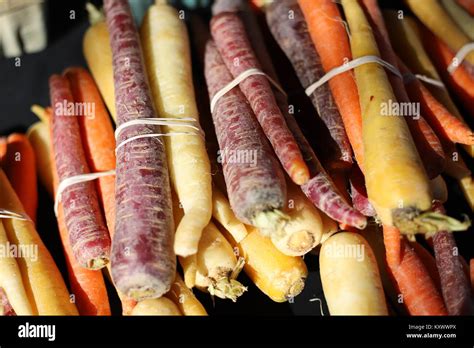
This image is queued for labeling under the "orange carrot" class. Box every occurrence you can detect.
[421,27,474,118]
[383,225,447,315]
[401,62,474,145]
[64,67,138,315]
[0,134,37,222]
[0,137,6,163]
[410,242,442,292]
[457,0,474,15]
[64,67,116,234]
[50,136,111,316]
[298,0,364,168]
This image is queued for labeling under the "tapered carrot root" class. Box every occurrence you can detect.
[50,75,111,270]
[383,12,474,158]
[141,3,212,257]
[0,170,78,315]
[210,12,310,185]
[383,225,447,315]
[1,134,38,222]
[265,0,353,168]
[298,0,364,168]
[194,223,246,302]
[204,40,288,234]
[360,0,446,179]
[104,0,176,300]
[224,226,307,302]
[50,138,111,316]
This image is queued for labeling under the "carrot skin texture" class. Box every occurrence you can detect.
[298,0,364,169]
[211,0,365,229]
[49,75,111,270]
[204,40,286,226]
[210,12,309,185]
[104,0,175,300]
[360,0,446,179]
[383,225,448,315]
[265,0,352,168]
[65,67,117,235]
[49,132,111,316]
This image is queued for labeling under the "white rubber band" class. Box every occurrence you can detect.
[115,118,202,152]
[402,72,446,89]
[210,68,287,113]
[305,55,402,96]
[447,42,474,74]
[54,170,116,217]
[0,209,30,221]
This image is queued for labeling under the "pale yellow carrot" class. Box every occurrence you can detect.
[141,2,212,257]
[0,170,78,315]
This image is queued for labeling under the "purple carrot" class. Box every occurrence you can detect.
[432,203,472,315]
[204,40,287,231]
[50,75,111,270]
[210,12,309,186]
[349,166,376,217]
[104,0,175,300]
[265,0,353,169]
[0,288,16,316]
[212,0,366,229]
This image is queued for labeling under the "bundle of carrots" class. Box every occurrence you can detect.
[1,0,473,317]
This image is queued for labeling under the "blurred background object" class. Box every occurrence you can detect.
[0,0,47,58]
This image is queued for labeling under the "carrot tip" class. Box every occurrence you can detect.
[289,162,310,185]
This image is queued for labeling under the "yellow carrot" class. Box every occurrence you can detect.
[0,220,33,315]
[341,0,469,235]
[212,187,248,243]
[269,181,323,256]
[83,3,116,122]
[320,232,388,315]
[26,121,54,197]
[166,275,207,316]
[0,170,78,315]
[406,0,474,65]
[194,222,246,302]
[141,2,212,257]
[224,225,307,302]
[131,297,182,316]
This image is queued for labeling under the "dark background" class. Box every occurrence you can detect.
[0,0,472,316]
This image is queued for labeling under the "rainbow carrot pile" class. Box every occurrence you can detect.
[1,0,473,318]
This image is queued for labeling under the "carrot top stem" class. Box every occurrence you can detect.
[208,257,247,302]
[86,2,104,25]
[252,210,289,235]
[393,209,471,237]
